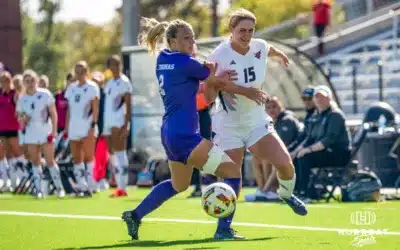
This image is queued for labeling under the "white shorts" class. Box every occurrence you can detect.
[68,123,98,141]
[23,124,50,145]
[102,115,125,136]
[213,121,275,151]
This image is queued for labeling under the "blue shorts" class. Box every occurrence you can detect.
[161,128,202,164]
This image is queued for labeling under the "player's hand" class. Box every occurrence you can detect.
[204,61,217,75]
[279,52,290,67]
[297,147,312,158]
[222,70,238,81]
[19,114,30,126]
[244,88,268,105]
[120,123,130,138]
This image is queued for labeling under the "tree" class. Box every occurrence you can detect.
[222,0,313,38]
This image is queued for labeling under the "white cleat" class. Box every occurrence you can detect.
[57,189,66,198]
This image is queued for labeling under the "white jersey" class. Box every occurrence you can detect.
[208,39,270,127]
[104,75,132,128]
[17,88,54,143]
[65,81,99,138]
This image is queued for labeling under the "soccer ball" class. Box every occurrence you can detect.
[201,182,237,218]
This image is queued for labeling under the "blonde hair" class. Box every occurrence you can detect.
[138,17,193,54]
[0,71,12,83]
[39,74,49,88]
[12,74,24,92]
[228,8,257,29]
[22,69,39,82]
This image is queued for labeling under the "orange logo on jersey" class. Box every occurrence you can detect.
[255,50,261,59]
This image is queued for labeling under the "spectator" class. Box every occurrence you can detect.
[39,75,50,89]
[245,96,302,202]
[312,0,331,55]
[289,87,317,155]
[295,85,351,197]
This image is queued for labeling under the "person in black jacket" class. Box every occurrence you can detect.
[295,85,351,197]
[245,96,301,202]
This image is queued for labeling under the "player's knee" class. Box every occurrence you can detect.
[171,181,190,193]
[201,145,229,175]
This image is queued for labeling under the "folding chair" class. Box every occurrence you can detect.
[307,123,369,202]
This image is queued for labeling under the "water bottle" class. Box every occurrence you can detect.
[377,115,386,135]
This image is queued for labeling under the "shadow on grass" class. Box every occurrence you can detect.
[56,236,277,249]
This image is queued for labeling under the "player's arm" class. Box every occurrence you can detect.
[90,85,100,127]
[123,91,132,130]
[48,103,58,136]
[268,46,289,67]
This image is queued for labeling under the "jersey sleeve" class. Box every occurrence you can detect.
[185,57,210,81]
[207,44,226,76]
[91,84,100,99]
[123,79,133,94]
[46,91,55,105]
[64,86,72,101]
[259,39,271,55]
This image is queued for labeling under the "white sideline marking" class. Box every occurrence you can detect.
[0,210,400,236]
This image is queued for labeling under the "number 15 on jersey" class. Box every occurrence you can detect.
[158,74,165,96]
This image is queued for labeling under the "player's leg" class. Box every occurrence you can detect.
[82,131,97,194]
[70,140,88,194]
[109,126,128,197]
[208,129,246,239]
[42,141,65,198]
[7,135,28,190]
[248,129,307,216]
[27,143,43,198]
[122,160,193,240]
[0,141,9,191]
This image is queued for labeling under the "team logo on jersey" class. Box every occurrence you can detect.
[255,50,261,59]
[230,60,236,65]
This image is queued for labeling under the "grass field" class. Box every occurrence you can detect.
[1,187,400,250]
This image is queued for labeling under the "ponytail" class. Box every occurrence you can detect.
[138,17,169,54]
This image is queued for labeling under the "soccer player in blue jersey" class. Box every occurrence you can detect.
[121,18,265,240]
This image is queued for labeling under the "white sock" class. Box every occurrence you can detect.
[8,158,18,188]
[48,165,63,191]
[85,161,97,192]
[277,174,296,199]
[32,166,43,194]
[73,163,88,191]
[0,158,8,186]
[115,151,129,191]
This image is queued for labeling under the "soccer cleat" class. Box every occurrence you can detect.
[281,194,308,216]
[187,189,202,198]
[109,189,128,198]
[121,210,141,240]
[214,228,245,240]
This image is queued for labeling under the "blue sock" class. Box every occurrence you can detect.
[133,179,178,221]
[217,178,241,230]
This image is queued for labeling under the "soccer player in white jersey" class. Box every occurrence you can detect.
[104,55,132,198]
[206,8,308,239]
[16,70,65,198]
[65,61,100,197]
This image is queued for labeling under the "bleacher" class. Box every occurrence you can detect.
[317,32,400,116]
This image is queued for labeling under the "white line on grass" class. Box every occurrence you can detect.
[0,210,399,236]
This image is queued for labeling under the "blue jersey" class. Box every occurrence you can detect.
[156,49,210,135]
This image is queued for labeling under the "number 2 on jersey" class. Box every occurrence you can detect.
[244,66,256,83]
[158,74,165,96]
